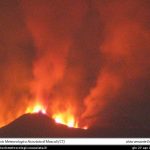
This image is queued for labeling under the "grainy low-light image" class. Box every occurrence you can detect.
[0,0,150,137]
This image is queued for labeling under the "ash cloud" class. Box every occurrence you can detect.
[0,0,150,131]
[82,0,150,128]
[0,0,35,126]
[51,1,104,116]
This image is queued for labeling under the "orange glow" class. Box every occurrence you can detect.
[52,110,88,129]
[26,102,46,114]
[53,112,78,128]
[83,126,88,130]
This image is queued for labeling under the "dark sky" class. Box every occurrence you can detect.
[0,0,150,132]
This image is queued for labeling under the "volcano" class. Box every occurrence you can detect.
[0,113,87,137]
[0,113,149,137]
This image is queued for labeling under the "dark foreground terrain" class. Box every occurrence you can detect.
[0,113,149,137]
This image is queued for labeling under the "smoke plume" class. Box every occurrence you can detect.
[0,0,149,130]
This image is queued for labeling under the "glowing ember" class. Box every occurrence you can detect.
[83,126,88,130]
[26,103,46,114]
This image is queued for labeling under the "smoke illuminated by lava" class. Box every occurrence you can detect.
[0,0,150,131]
[26,102,46,114]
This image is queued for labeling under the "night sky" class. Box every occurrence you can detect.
[0,0,150,134]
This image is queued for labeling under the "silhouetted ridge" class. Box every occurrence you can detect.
[0,113,87,137]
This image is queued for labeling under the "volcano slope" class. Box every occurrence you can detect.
[0,113,149,137]
[0,113,87,137]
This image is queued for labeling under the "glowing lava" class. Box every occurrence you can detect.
[53,113,78,128]
[83,126,88,130]
[52,112,88,130]
[26,102,46,114]
[26,103,88,130]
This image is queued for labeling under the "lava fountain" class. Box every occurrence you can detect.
[52,112,78,128]
[26,102,46,114]
[52,108,88,130]
[25,101,88,130]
